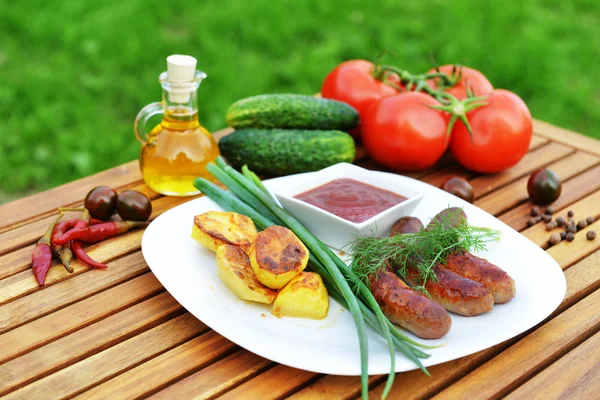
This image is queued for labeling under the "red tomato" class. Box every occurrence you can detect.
[450,89,532,173]
[321,60,400,138]
[427,65,493,99]
[362,92,449,171]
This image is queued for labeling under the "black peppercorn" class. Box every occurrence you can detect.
[586,216,594,225]
[545,206,556,215]
[587,231,597,240]
[556,216,566,227]
[567,224,577,234]
[568,210,574,217]
[577,220,588,231]
[566,232,575,242]
[560,231,567,240]
[530,207,540,217]
[548,233,561,246]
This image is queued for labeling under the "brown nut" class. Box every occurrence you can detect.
[390,217,424,236]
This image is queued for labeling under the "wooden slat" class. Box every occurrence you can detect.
[287,375,383,400]
[74,331,237,400]
[150,350,273,400]
[533,119,600,156]
[469,142,573,199]
[474,151,599,216]
[0,272,162,362]
[556,249,600,315]
[520,189,600,248]
[430,289,600,400]
[0,184,159,258]
[0,161,141,233]
[0,252,149,334]
[499,163,600,231]
[504,330,600,400]
[3,314,206,400]
[218,365,319,400]
[0,292,181,396]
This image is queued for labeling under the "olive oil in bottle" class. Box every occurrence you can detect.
[135,55,220,196]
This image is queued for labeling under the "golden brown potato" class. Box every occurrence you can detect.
[273,272,329,319]
[216,244,277,304]
[192,211,257,254]
[249,226,309,289]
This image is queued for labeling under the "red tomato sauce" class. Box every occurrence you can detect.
[295,178,407,223]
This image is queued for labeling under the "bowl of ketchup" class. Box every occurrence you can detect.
[275,163,424,250]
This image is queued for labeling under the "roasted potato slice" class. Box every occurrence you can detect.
[216,244,277,304]
[273,272,329,319]
[249,226,309,289]
[192,211,257,253]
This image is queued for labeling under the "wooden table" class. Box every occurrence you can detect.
[1,119,599,400]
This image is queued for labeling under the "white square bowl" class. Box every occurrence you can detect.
[273,163,424,250]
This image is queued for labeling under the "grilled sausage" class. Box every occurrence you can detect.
[426,209,516,304]
[369,267,451,339]
[405,265,494,316]
[445,252,516,304]
[391,214,495,315]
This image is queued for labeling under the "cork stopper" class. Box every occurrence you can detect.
[166,55,197,103]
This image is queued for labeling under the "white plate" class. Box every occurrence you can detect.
[141,169,566,375]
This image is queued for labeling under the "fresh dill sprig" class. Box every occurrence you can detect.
[349,212,501,294]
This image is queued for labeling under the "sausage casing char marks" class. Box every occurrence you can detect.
[405,264,494,316]
[369,267,452,339]
[445,251,516,304]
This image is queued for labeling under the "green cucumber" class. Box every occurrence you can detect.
[225,94,359,131]
[219,128,355,175]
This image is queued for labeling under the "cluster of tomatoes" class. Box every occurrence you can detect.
[321,60,533,173]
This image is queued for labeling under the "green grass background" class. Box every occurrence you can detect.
[1,0,599,202]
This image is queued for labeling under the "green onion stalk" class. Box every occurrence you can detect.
[194,157,437,399]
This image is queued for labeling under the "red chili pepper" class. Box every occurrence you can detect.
[51,218,78,273]
[56,220,149,244]
[90,218,104,225]
[32,213,64,286]
[71,240,108,269]
[54,209,92,245]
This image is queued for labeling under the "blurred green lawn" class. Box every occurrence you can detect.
[1,0,599,202]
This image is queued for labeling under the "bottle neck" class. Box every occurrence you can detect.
[161,87,199,129]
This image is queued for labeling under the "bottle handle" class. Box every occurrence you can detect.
[134,102,163,145]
